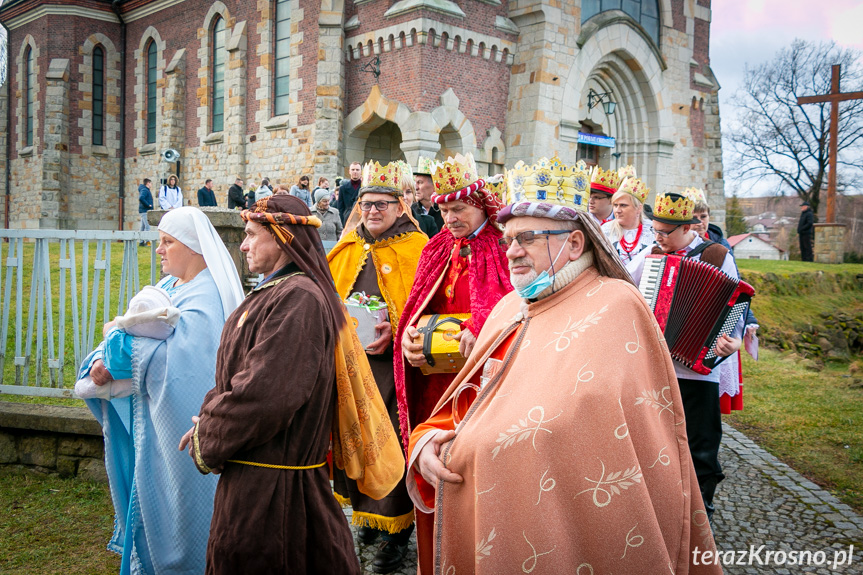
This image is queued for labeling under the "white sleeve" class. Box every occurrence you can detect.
[625,244,653,284]
[158,186,170,210]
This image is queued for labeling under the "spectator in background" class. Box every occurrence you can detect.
[798,201,814,262]
[313,189,343,243]
[402,171,437,237]
[198,179,218,207]
[228,178,245,210]
[138,179,154,246]
[256,178,274,200]
[335,163,362,224]
[159,174,183,210]
[313,177,330,197]
[290,175,313,208]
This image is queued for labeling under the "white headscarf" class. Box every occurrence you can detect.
[158,207,245,318]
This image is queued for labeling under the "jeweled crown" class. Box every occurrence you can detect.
[484,173,507,202]
[589,166,621,195]
[653,192,695,222]
[684,187,707,205]
[431,153,481,196]
[415,156,438,177]
[361,160,403,192]
[505,156,590,212]
[618,176,650,204]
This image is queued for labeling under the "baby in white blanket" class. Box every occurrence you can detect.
[75,286,180,400]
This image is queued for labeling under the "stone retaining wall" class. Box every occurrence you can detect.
[0,402,106,482]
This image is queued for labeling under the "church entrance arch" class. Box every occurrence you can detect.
[364,121,406,164]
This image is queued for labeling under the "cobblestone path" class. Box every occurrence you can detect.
[342,422,863,574]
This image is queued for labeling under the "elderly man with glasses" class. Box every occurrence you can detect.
[406,158,720,575]
[327,160,428,573]
[394,153,512,574]
[627,190,744,529]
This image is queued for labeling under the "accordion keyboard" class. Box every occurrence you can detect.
[638,257,665,310]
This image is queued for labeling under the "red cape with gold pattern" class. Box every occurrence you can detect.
[393,223,512,450]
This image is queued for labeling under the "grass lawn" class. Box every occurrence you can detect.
[736,259,863,275]
[728,350,863,511]
[0,468,119,574]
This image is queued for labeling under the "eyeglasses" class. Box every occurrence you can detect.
[498,230,571,248]
[653,225,682,239]
[358,200,400,212]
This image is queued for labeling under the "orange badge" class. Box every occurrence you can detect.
[237,310,249,328]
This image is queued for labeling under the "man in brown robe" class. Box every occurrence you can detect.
[408,158,721,575]
[180,195,361,574]
[327,161,428,573]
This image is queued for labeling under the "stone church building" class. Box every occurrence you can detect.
[0,0,723,230]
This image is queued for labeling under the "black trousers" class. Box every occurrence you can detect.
[800,233,814,262]
[678,378,724,517]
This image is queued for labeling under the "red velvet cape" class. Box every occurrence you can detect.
[393,224,513,450]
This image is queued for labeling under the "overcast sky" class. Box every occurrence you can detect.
[711,0,863,196]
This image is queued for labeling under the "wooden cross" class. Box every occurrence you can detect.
[797,64,863,223]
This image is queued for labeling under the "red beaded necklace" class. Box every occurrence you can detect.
[618,223,643,254]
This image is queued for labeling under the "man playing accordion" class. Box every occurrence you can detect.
[627,190,744,530]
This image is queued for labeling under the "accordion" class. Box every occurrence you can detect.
[638,254,754,375]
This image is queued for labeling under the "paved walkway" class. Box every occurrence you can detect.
[343,422,863,574]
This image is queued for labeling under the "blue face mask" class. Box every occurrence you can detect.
[514,241,568,299]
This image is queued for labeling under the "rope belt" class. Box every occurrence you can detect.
[226,459,327,470]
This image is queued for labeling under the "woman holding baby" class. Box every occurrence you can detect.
[80,207,244,575]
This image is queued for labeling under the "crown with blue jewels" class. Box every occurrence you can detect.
[504,156,590,212]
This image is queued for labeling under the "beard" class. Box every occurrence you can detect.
[509,257,538,290]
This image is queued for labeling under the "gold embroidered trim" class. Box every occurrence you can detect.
[192,422,212,474]
[350,509,415,534]
[226,459,326,470]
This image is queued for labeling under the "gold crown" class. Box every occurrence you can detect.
[618,176,650,204]
[485,173,507,202]
[684,187,707,205]
[652,192,695,222]
[505,156,590,212]
[394,160,414,183]
[361,160,403,192]
[431,153,481,196]
[415,156,439,176]
[618,165,637,180]
[589,166,621,194]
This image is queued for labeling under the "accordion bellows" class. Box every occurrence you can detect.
[638,254,754,374]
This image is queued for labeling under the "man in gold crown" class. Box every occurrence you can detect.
[327,160,428,573]
[395,152,512,574]
[587,166,620,226]
[627,190,745,528]
[406,158,720,575]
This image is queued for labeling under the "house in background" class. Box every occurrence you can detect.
[728,233,786,261]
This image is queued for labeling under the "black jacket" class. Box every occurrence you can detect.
[798,208,814,235]
[228,184,245,209]
[707,223,731,250]
[198,186,218,207]
[335,179,361,224]
[412,201,445,234]
[411,203,441,237]
[138,184,153,213]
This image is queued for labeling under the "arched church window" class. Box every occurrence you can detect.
[93,45,105,146]
[25,45,35,147]
[273,0,291,116]
[146,40,157,144]
[581,0,660,45]
[211,16,227,133]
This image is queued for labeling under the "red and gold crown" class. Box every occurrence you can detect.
[484,173,507,202]
[361,160,403,194]
[618,165,637,180]
[647,191,698,224]
[684,187,707,205]
[415,156,438,177]
[504,156,590,212]
[617,176,650,204]
[589,166,620,195]
[431,153,484,199]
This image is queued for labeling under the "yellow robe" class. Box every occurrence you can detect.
[327,229,428,337]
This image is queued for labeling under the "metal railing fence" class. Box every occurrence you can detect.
[0,230,160,398]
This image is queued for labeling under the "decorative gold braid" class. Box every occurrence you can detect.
[226,459,326,470]
[251,272,304,293]
[192,422,212,475]
[350,509,416,534]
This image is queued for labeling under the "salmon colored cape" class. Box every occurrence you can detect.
[408,267,721,575]
[393,224,512,449]
[327,228,428,336]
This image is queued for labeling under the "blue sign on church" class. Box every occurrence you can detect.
[577,132,616,148]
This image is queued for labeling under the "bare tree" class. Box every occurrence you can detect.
[725,39,863,216]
